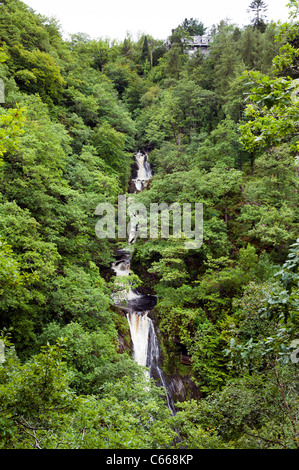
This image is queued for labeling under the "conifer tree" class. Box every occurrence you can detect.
[247,0,268,32]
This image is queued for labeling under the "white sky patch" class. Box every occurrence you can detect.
[23,0,290,41]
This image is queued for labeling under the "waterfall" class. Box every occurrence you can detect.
[127,311,150,371]
[127,310,176,415]
[132,151,152,192]
[147,317,176,414]
[112,151,176,415]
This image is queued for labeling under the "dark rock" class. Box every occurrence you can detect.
[167,373,201,402]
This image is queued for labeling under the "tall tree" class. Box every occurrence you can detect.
[181,18,206,36]
[141,35,150,64]
[247,0,268,32]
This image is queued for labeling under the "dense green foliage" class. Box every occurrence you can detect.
[0,0,298,449]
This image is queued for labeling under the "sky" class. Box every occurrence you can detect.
[23,0,290,42]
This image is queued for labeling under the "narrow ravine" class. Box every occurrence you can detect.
[112,152,176,416]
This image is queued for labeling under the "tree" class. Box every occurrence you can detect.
[141,35,150,64]
[0,107,25,165]
[10,44,66,104]
[168,26,191,53]
[239,72,299,153]
[140,79,217,147]
[171,400,229,449]
[188,367,298,448]
[0,238,23,296]
[239,26,261,70]
[239,3,299,154]
[210,26,245,103]
[0,340,175,449]
[92,121,132,186]
[247,0,268,32]
[181,18,206,36]
[37,321,132,395]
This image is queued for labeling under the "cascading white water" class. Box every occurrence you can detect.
[127,310,176,415]
[132,151,152,192]
[111,248,144,304]
[112,152,176,415]
[127,311,150,371]
[147,318,176,414]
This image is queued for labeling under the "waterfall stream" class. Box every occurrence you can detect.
[112,152,176,415]
[132,151,153,192]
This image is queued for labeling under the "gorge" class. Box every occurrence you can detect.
[112,152,176,416]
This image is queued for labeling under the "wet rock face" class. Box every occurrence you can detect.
[117,333,131,354]
[167,374,201,402]
[127,293,157,312]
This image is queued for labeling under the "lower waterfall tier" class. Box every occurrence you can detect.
[127,310,176,415]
